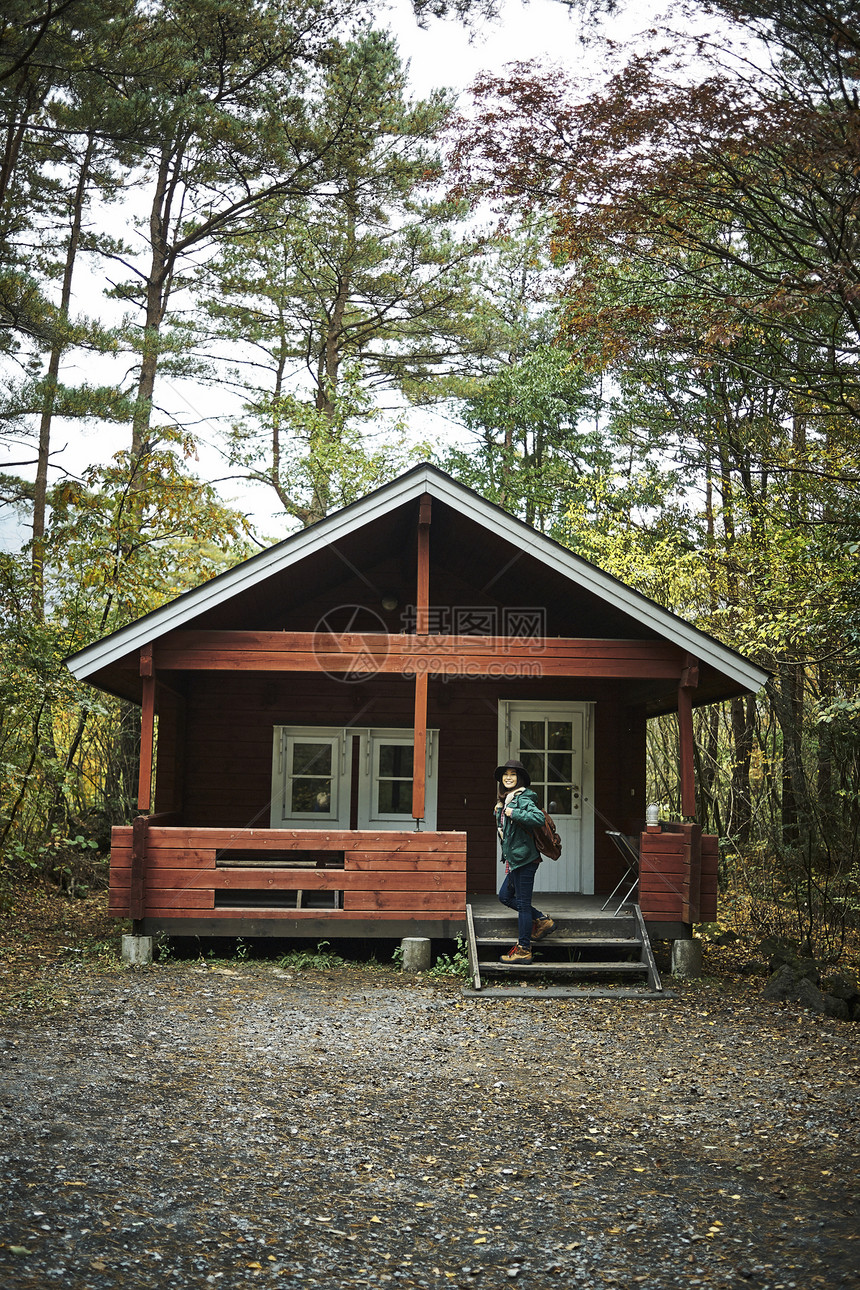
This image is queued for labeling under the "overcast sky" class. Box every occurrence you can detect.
[391,0,673,96]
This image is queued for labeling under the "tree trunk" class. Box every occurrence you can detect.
[130,140,183,461]
[32,133,95,619]
[729,695,754,844]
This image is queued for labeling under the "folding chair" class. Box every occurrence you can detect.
[602,831,640,915]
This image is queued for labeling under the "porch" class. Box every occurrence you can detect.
[109,816,716,941]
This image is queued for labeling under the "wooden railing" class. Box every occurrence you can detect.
[110,825,467,922]
[638,823,718,925]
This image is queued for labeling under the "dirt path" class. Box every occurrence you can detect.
[0,961,858,1290]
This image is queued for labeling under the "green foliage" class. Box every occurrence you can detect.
[0,443,255,872]
[44,440,255,635]
[203,28,481,525]
[428,936,470,978]
[277,941,345,971]
[452,7,860,954]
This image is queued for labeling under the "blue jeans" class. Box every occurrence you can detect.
[499,862,544,949]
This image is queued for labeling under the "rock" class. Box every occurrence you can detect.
[821,994,851,1021]
[763,963,801,1002]
[758,936,798,972]
[821,974,860,1019]
[793,958,821,984]
[764,963,856,1021]
[758,938,820,981]
[795,976,827,1013]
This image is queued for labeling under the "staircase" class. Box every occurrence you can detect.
[463,901,667,999]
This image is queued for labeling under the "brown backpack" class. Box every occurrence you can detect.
[533,810,562,861]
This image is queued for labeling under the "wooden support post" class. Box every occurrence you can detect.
[678,655,699,821]
[416,493,431,634]
[412,670,428,822]
[130,813,148,925]
[138,645,155,812]
[413,494,431,821]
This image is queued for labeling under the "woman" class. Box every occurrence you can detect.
[494,758,556,963]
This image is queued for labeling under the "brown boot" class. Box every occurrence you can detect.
[500,944,533,964]
[532,917,556,942]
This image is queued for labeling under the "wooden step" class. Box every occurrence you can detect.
[464,985,671,999]
[471,918,637,938]
[476,935,641,949]
[479,959,649,975]
[464,902,663,996]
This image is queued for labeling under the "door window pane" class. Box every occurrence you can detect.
[548,722,573,751]
[547,786,572,814]
[519,720,544,751]
[517,716,576,816]
[521,751,544,784]
[547,753,572,783]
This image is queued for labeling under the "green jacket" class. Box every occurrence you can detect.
[495,787,544,869]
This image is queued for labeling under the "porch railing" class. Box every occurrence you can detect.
[110,823,467,922]
[638,823,718,925]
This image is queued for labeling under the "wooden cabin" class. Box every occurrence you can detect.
[67,464,767,945]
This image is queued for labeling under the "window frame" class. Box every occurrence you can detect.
[270,726,351,829]
[270,725,439,831]
[356,728,438,830]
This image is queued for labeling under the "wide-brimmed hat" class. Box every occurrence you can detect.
[494,758,531,787]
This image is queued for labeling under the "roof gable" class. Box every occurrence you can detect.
[67,463,768,697]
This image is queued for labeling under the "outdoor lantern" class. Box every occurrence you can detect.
[645,802,661,826]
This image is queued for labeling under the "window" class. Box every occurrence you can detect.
[356,729,438,829]
[376,741,414,815]
[271,726,438,830]
[270,728,350,829]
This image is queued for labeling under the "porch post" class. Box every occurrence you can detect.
[415,493,431,633]
[412,495,431,821]
[412,670,428,822]
[138,644,156,812]
[678,655,699,820]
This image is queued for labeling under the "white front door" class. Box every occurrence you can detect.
[498,701,594,894]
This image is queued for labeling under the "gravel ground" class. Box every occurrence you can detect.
[0,961,858,1290]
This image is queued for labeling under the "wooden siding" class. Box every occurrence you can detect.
[110,826,466,921]
[700,833,719,923]
[593,699,648,896]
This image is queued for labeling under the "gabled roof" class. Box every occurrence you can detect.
[67,463,768,698]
